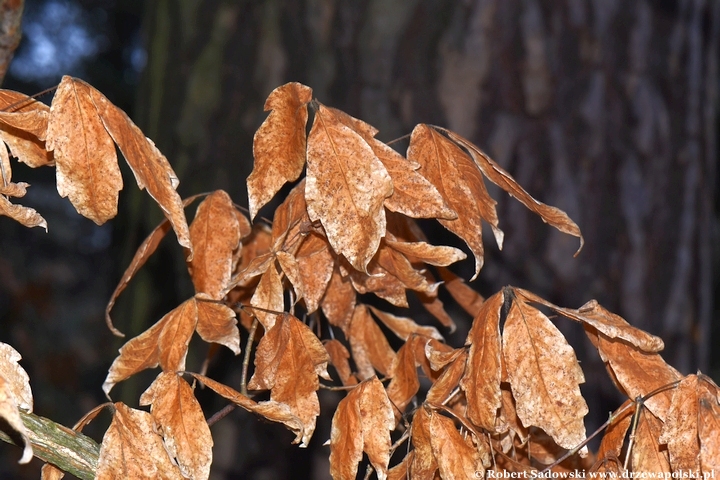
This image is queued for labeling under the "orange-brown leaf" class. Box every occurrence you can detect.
[188,190,242,300]
[659,374,701,472]
[139,373,213,480]
[437,266,485,317]
[592,331,680,420]
[385,239,465,267]
[369,306,443,342]
[518,290,664,353]
[410,407,438,479]
[330,377,395,480]
[247,314,329,446]
[187,373,304,443]
[249,261,284,330]
[329,107,455,220]
[348,304,396,379]
[295,232,335,313]
[631,409,671,473]
[96,403,184,480]
[698,376,720,473]
[324,339,358,386]
[103,298,198,395]
[597,400,633,460]
[46,76,122,224]
[407,124,499,279]
[461,290,503,432]
[387,336,423,418]
[195,294,240,354]
[0,91,52,168]
[87,78,192,255]
[0,343,32,412]
[248,82,312,219]
[429,410,485,479]
[426,350,467,405]
[306,104,392,272]
[503,294,588,452]
[0,194,47,229]
[445,128,584,254]
[0,374,32,464]
[321,266,356,332]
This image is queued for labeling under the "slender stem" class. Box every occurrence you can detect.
[241,318,259,396]
[207,404,237,427]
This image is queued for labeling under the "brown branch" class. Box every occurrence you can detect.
[0,410,99,480]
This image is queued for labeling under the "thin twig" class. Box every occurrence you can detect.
[241,318,259,396]
[207,404,237,427]
[385,133,411,146]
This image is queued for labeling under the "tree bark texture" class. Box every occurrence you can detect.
[135,0,718,476]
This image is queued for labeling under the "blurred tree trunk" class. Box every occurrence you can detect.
[135,0,718,475]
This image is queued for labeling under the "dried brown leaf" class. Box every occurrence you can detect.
[591,331,680,421]
[40,464,64,480]
[188,190,242,300]
[139,372,213,480]
[698,376,720,473]
[597,400,633,460]
[247,314,329,446]
[348,304,396,379]
[385,239,466,267]
[518,290,664,353]
[0,343,32,412]
[0,375,32,464]
[0,194,47,230]
[195,294,240,354]
[631,409,671,474]
[444,128,584,254]
[410,407,438,479]
[306,104,392,272]
[426,350,467,405]
[329,107,455,220]
[369,306,443,342]
[0,90,53,168]
[659,374,701,472]
[86,77,192,255]
[187,373,304,442]
[103,298,198,395]
[438,267,485,317]
[248,82,312,218]
[503,293,588,452]
[295,232,334,313]
[96,403,184,480]
[249,261,284,330]
[330,377,395,480]
[429,410,485,479]
[321,266,356,332]
[387,336,423,418]
[461,290,503,432]
[407,124,499,279]
[324,339,358,386]
[46,76,122,224]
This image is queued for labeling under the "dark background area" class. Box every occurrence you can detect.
[0,0,718,478]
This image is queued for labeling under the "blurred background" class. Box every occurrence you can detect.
[0,0,718,478]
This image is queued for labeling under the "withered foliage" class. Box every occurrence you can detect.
[0,79,717,479]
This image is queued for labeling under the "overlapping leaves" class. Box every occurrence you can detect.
[1,79,715,479]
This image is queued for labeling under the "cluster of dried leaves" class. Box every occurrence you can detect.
[0,78,718,479]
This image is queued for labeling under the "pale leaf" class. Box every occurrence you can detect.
[96,403,184,480]
[248,82,312,218]
[0,375,32,463]
[0,90,53,168]
[140,372,213,480]
[503,293,588,452]
[305,104,392,272]
[46,76,122,224]
[330,377,394,480]
[0,194,47,230]
[0,342,32,411]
